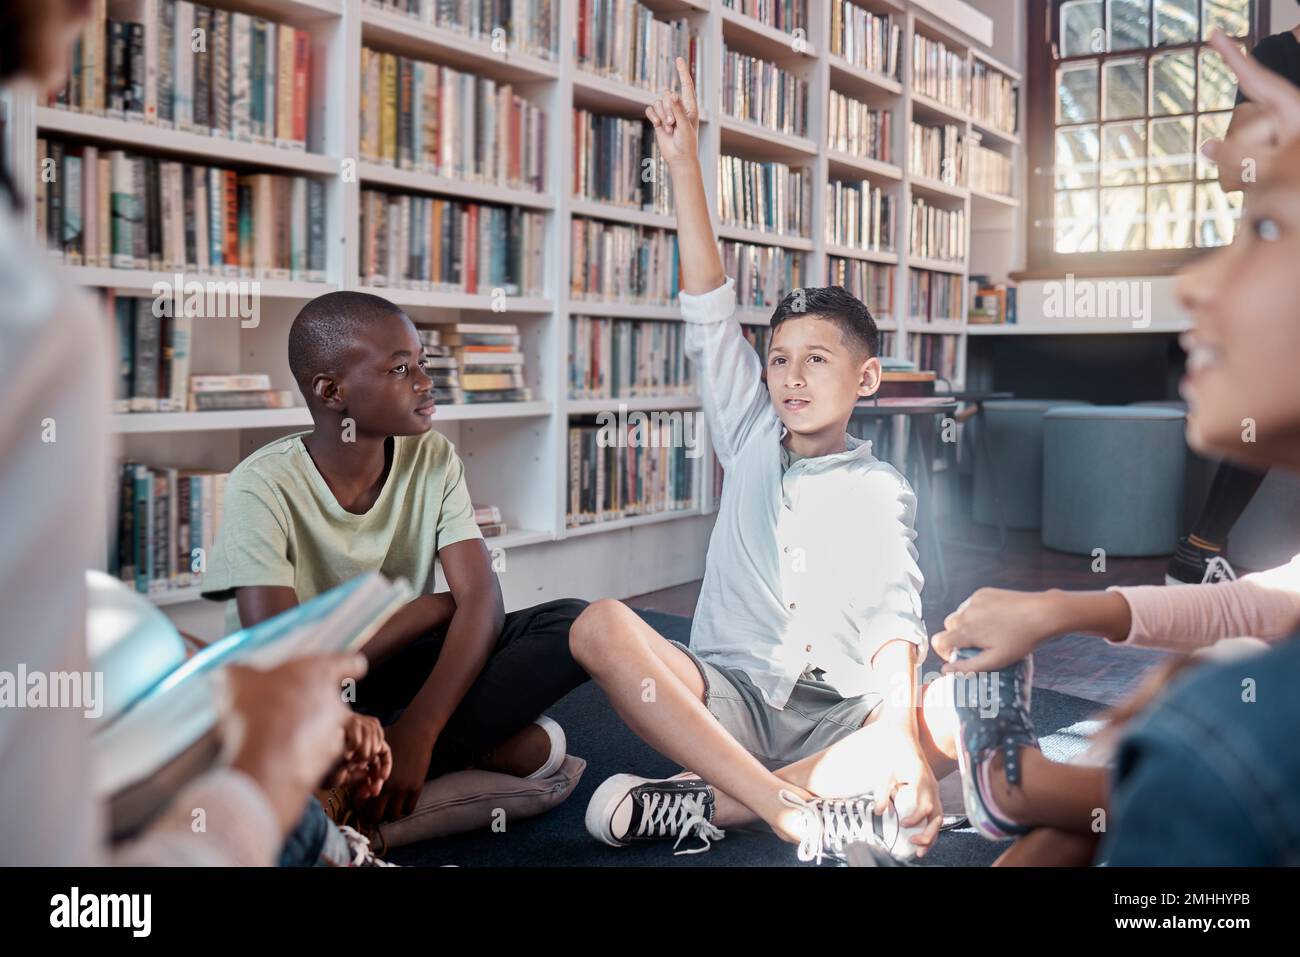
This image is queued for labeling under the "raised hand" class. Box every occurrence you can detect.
[646,57,700,170]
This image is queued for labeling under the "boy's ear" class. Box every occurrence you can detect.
[858,356,882,398]
[312,372,345,412]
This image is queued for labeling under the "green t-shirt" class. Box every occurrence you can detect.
[201,430,482,632]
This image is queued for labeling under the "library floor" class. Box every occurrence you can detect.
[628,524,1174,708]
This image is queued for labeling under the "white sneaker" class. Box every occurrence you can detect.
[337,825,399,867]
[780,790,924,865]
[585,773,725,855]
[526,715,566,780]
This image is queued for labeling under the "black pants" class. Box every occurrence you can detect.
[1191,463,1268,547]
[354,597,590,779]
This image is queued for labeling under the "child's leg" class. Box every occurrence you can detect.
[981,749,1108,834]
[570,599,812,839]
[993,827,1100,866]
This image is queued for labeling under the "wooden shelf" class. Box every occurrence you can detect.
[825,243,899,264]
[566,395,701,414]
[354,285,553,312]
[564,507,706,539]
[358,162,554,210]
[569,198,676,230]
[61,266,333,299]
[716,223,814,251]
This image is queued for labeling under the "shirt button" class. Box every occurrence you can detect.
[805,644,812,653]
[788,602,796,610]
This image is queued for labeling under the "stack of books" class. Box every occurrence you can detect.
[825,178,895,252]
[566,420,697,527]
[829,2,901,79]
[912,32,968,111]
[576,0,701,94]
[446,323,530,404]
[111,461,229,596]
[38,141,327,278]
[721,44,809,138]
[573,110,673,215]
[359,190,546,295]
[971,61,1018,135]
[909,121,967,185]
[719,156,810,238]
[908,198,967,263]
[969,142,1014,197]
[910,270,964,323]
[968,274,1018,325]
[474,505,507,539]
[569,218,680,304]
[367,0,558,61]
[720,239,804,311]
[359,47,547,192]
[827,258,895,323]
[112,298,295,414]
[568,317,693,400]
[907,333,959,382]
[53,1,314,150]
[723,0,806,34]
[417,327,461,404]
[828,91,892,164]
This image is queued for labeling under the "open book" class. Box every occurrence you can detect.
[92,571,413,838]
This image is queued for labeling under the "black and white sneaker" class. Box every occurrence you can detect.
[953,648,1038,841]
[1166,536,1238,585]
[585,774,725,855]
[779,791,924,865]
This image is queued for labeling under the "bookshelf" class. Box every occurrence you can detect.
[10,0,1022,634]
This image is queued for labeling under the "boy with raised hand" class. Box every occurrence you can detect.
[570,59,964,863]
[201,291,588,825]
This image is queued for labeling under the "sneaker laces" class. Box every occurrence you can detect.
[1201,555,1238,584]
[780,790,878,865]
[634,790,725,855]
[337,825,398,867]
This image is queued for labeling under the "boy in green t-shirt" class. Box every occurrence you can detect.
[202,292,588,824]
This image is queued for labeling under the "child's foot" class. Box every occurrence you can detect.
[952,648,1039,840]
[336,825,399,867]
[778,790,924,864]
[474,716,566,779]
[585,773,725,854]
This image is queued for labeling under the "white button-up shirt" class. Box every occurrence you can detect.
[682,277,927,710]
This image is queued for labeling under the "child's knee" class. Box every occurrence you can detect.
[569,598,634,665]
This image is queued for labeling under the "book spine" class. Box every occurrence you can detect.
[293,28,309,147]
[157,0,174,126]
[131,299,161,412]
[231,13,252,141]
[126,22,146,120]
[276,23,294,145]
[307,178,326,281]
[212,8,231,136]
[174,2,194,130]
[192,6,211,130]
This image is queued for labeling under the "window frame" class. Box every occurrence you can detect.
[1023,0,1264,278]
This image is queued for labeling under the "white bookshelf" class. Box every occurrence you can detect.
[14,0,1023,631]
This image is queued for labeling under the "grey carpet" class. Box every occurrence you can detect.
[389,610,1106,867]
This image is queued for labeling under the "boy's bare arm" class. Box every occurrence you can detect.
[649,58,725,296]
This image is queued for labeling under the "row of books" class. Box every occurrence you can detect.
[38,139,327,280]
[827,257,894,324]
[825,179,895,253]
[114,298,292,414]
[722,0,806,33]
[418,323,532,404]
[573,111,672,215]
[359,189,546,295]
[566,421,697,527]
[828,91,892,165]
[829,3,901,80]
[740,323,771,359]
[968,275,1018,325]
[907,332,959,382]
[909,122,967,186]
[576,1,701,94]
[567,317,694,400]
[359,47,547,193]
[879,329,897,358]
[721,45,809,139]
[53,1,313,150]
[909,198,967,263]
[366,0,558,60]
[473,505,508,539]
[912,33,967,111]
[722,240,804,311]
[909,269,964,324]
[970,61,1019,136]
[570,219,681,304]
[969,142,1014,197]
[718,156,810,238]
[110,461,229,595]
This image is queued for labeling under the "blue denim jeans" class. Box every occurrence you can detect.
[278,800,351,867]
[1102,634,1300,865]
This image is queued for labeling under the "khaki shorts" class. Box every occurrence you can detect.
[671,641,883,770]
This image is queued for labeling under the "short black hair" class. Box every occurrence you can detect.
[287,291,408,397]
[769,286,878,359]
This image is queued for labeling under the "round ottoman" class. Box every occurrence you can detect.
[1042,405,1187,556]
[973,399,1089,530]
